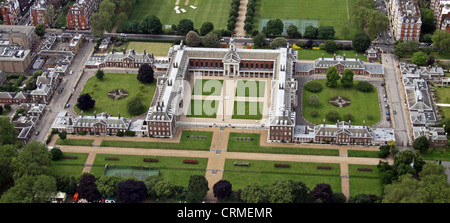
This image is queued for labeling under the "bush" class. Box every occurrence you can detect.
[50,148,63,161]
[304,82,323,92]
[116,131,124,137]
[144,158,159,162]
[124,130,136,137]
[357,168,373,172]
[343,113,355,122]
[317,166,332,170]
[326,111,339,122]
[274,164,290,168]
[356,81,373,92]
[183,160,198,164]
[105,157,120,161]
[378,145,391,158]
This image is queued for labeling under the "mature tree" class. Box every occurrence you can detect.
[252,33,266,47]
[11,142,51,179]
[432,29,450,53]
[55,176,77,194]
[240,184,268,203]
[137,64,154,83]
[153,180,177,199]
[324,40,338,53]
[127,97,146,116]
[0,144,18,191]
[185,30,201,47]
[177,19,194,35]
[76,93,96,111]
[144,175,162,198]
[202,32,220,48]
[114,12,128,31]
[0,117,17,146]
[77,173,102,202]
[213,180,232,200]
[383,164,450,203]
[310,183,334,203]
[270,37,287,49]
[393,40,406,57]
[413,136,430,153]
[303,25,318,39]
[0,174,56,203]
[348,193,378,203]
[200,21,214,36]
[96,175,122,197]
[341,69,354,88]
[318,26,335,39]
[116,179,148,203]
[35,24,46,37]
[420,8,436,34]
[292,181,311,203]
[187,175,209,202]
[50,147,63,161]
[95,69,104,80]
[352,32,371,52]
[125,20,141,33]
[356,81,373,92]
[426,56,435,66]
[58,130,67,140]
[286,24,301,38]
[140,15,163,34]
[411,51,428,66]
[265,18,284,37]
[325,66,340,88]
[244,22,254,33]
[308,94,320,107]
[33,175,58,203]
[266,179,297,203]
[304,81,323,92]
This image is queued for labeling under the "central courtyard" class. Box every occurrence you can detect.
[183,76,269,124]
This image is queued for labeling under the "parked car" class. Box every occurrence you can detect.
[386,116,390,121]
[393,110,397,115]
[59,88,64,94]
[35,131,40,135]
[386,111,390,115]
[120,33,127,37]
[65,103,70,108]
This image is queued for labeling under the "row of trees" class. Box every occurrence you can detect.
[352,0,389,36]
[91,0,138,37]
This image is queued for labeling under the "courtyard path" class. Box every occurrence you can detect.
[50,127,392,202]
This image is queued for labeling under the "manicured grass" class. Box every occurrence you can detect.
[433,86,450,118]
[89,154,207,186]
[232,101,263,120]
[101,131,213,151]
[222,159,342,191]
[74,73,156,118]
[257,0,359,39]
[48,153,89,177]
[126,41,173,56]
[187,100,218,118]
[347,150,380,158]
[296,49,368,62]
[348,164,383,196]
[128,0,232,30]
[302,79,381,126]
[422,148,450,162]
[56,138,94,146]
[235,80,265,97]
[227,133,340,156]
[192,79,223,96]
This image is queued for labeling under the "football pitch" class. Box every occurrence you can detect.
[129,0,232,30]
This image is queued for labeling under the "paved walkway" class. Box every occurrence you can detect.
[234,0,248,37]
[50,127,393,202]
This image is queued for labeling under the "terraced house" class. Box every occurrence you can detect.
[388,0,422,41]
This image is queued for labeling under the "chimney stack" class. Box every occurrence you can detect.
[333,53,336,60]
[118,112,121,119]
[94,111,96,118]
[343,53,346,60]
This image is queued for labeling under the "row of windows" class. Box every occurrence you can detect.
[150,131,170,136]
[149,127,170,131]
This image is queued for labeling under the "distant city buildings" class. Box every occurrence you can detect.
[0,0,21,25]
[431,0,450,32]
[30,0,54,28]
[66,0,100,30]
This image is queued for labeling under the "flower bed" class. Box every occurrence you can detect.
[357,168,373,172]
[183,159,198,164]
[233,161,250,167]
[317,166,332,170]
[274,163,290,168]
[143,158,159,163]
[63,155,78,159]
[105,157,120,161]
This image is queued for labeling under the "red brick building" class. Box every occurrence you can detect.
[66,0,99,30]
[30,0,53,27]
[0,0,21,25]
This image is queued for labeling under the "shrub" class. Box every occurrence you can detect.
[124,130,136,137]
[63,155,78,159]
[50,148,63,161]
[183,160,198,164]
[105,157,120,161]
[326,111,339,122]
[116,131,124,137]
[304,82,323,92]
[274,164,290,168]
[357,168,373,172]
[356,81,373,92]
[144,158,159,162]
[317,166,332,170]
[343,113,355,122]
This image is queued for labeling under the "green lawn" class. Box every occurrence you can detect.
[235,80,265,97]
[101,131,213,151]
[227,132,339,156]
[297,49,368,62]
[89,154,207,186]
[302,79,381,126]
[222,159,342,191]
[192,79,223,96]
[348,164,383,196]
[48,153,89,177]
[74,73,156,118]
[232,101,263,120]
[126,41,173,56]
[56,138,94,146]
[128,0,232,30]
[187,100,218,118]
[422,148,450,162]
[433,86,450,118]
[256,0,360,39]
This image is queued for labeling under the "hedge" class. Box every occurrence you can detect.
[183,159,198,164]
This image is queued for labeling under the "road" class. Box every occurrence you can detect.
[29,41,96,143]
[381,53,411,148]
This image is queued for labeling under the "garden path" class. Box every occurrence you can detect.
[234,0,249,37]
[49,127,393,202]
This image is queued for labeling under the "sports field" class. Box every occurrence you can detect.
[256,0,360,39]
[128,0,232,30]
